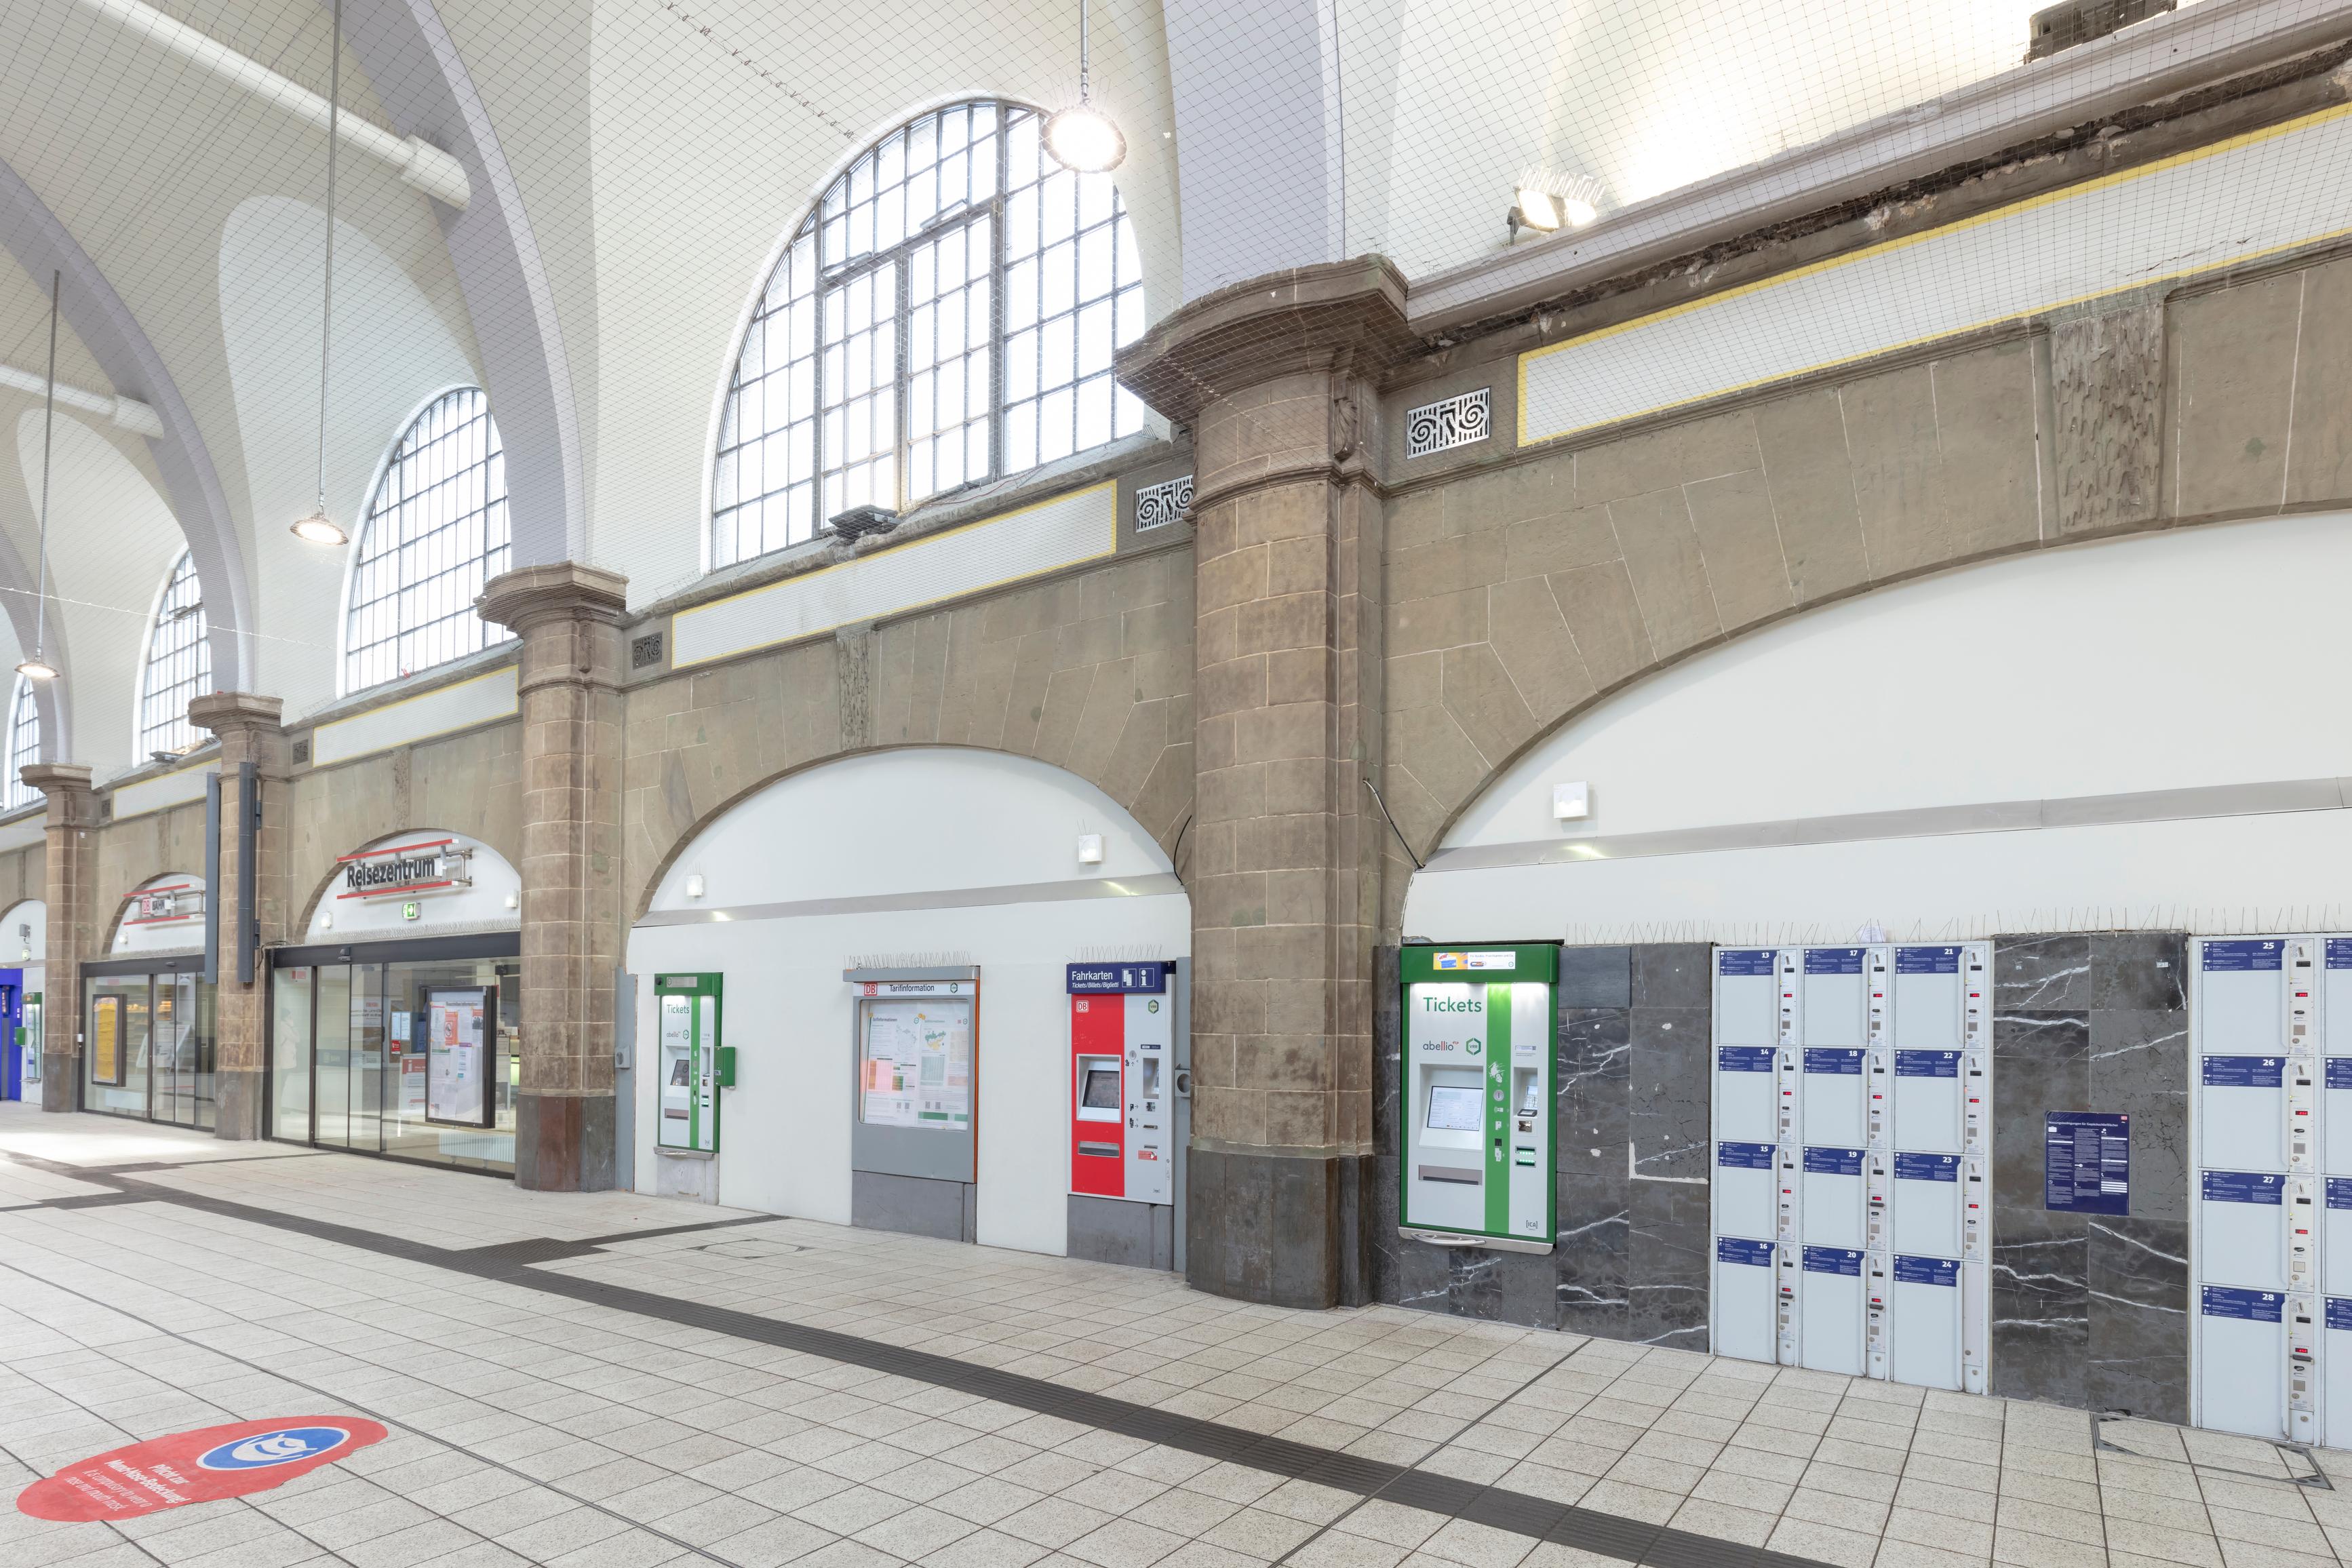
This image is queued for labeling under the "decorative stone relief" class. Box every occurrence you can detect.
[1405,387,1491,458]
[1134,474,1192,532]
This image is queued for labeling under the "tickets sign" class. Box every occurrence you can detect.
[18,1417,388,1521]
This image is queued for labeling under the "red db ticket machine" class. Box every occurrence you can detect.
[1067,961,1172,1204]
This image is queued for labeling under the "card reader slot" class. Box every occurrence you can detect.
[1418,1164,1481,1184]
[1077,1141,1119,1158]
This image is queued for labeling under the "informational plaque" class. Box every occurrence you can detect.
[2044,1111,2130,1214]
[425,987,491,1127]
[90,996,121,1085]
[859,996,972,1130]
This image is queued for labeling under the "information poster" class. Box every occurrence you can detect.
[426,988,489,1126]
[860,998,971,1129]
[2045,1111,2130,1214]
[90,996,119,1085]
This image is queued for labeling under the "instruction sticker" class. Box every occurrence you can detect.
[1893,1256,1959,1287]
[2202,1170,2284,1204]
[2201,1286,2284,1322]
[1894,1051,1959,1078]
[1805,949,1864,974]
[2044,1112,2130,1214]
[1894,947,1961,974]
[1718,950,1775,976]
[2201,1057,2286,1087]
[1717,1141,1776,1170]
[2203,940,2283,971]
[1803,1147,1864,1176]
[1804,1049,1864,1076]
[1802,1246,1863,1276]
[1717,1238,1773,1266]
[1894,1154,1959,1182]
[1717,1047,1774,1073]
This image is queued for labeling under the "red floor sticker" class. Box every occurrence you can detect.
[17,1417,389,1521]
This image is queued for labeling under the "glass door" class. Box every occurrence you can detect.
[84,976,152,1118]
[271,967,313,1141]
[315,965,353,1147]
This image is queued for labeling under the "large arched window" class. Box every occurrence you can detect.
[137,551,212,758]
[713,100,1146,568]
[345,388,511,693]
[3,675,37,812]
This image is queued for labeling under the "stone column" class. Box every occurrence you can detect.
[1118,258,1417,1306]
[22,762,96,1113]
[187,692,288,1139]
[479,562,628,1190]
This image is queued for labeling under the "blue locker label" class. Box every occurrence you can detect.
[1717,1047,1776,1073]
[1716,1238,1774,1267]
[2202,1170,2285,1204]
[2329,1059,2352,1091]
[1894,1153,1959,1182]
[1894,947,1961,974]
[2327,1178,2352,1211]
[1717,1141,1776,1170]
[1894,1051,1960,1078]
[2202,939,2283,971]
[1805,949,1864,974]
[1718,949,1776,977]
[2044,1112,2130,1215]
[2201,1056,2285,1088]
[1803,1147,1864,1175]
[2330,1298,2352,1331]
[1892,1255,1959,1286]
[2328,939,2352,970]
[2201,1286,2284,1322]
[1802,1246,1863,1276]
[1804,1049,1864,1076]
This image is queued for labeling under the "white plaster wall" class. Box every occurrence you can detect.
[0,899,45,966]
[1411,513,2352,942]
[630,747,1188,1254]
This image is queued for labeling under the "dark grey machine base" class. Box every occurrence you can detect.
[1067,1194,1173,1270]
[853,1169,977,1242]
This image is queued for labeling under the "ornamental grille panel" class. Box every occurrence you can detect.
[1405,388,1491,459]
[1134,474,1191,532]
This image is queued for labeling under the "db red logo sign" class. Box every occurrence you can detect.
[18,1417,389,1521]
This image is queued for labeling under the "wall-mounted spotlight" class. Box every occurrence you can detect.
[1508,170,1603,243]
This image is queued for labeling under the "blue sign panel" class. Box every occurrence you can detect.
[2202,1285,2284,1322]
[1717,1238,1774,1266]
[2329,939,2352,970]
[1717,1141,1776,1171]
[2329,1059,2352,1091]
[2328,1178,2352,1211]
[2203,1170,2285,1204]
[1802,1246,1863,1276]
[1805,949,1864,974]
[1894,1051,1959,1078]
[1894,947,1961,974]
[2201,1056,2286,1088]
[1065,962,1168,994]
[1803,1147,1864,1176]
[1719,949,1776,977]
[1717,1047,1776,1073]
[1804,1049,1864,1076]
[2203,939,2283,971]
[1894,1153,1959,1183]
[1893,1256,1959,1287]
[2330,1298,2352,1332]
[2045,1112,2130,1214]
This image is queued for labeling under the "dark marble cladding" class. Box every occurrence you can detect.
[1633,944,1712,1009]
[2090,1007,2190,1223]
[1559,1009,1630,1179]
[2088,1216,2191,1424]
[1997,935,2093,1010]
[1557,1171,1630,1339]
[1992,1010,2090,1211]
[1628,1180,1710,1350]
[1630,1006,1710,1181]
[1561,946,1631,1008]
[1448,1245,1561,1330]
[1991,1205,2090,1407]
[2091,931,2186,1011]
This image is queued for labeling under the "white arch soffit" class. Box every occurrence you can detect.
[0,467,67,764]
[0,899,45,966]
[111,871,206,953]
[305,829,521,939]
[340,0,585,568]
[0,158,251,690]
[644,747,1181,923]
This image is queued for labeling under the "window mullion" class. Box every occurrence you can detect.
[893,237,911,513]
[989,127,1008,485]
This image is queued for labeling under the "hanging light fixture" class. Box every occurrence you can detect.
[290,0,350,548]
[16,271,60,684]
[1044,0,1125,173]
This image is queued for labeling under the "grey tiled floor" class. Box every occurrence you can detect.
[0,1103,2343,1568]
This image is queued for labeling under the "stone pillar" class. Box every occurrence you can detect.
[1118,258,1416,1306]
[479,562,628,1190]
[22,762,96,1113]
[187,692,288,1139]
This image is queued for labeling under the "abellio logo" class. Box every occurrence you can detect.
[18,1417,387,1521]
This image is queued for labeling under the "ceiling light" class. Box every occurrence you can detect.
[1045,0,1125,173]
[290,508,347,547]
[14,658,56,682]
[1514,189,1563,232]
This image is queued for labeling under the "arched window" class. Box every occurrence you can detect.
[344,387,511,693]
[713,100,1147,568]
[3,675,38,812]
[137,551,212,758]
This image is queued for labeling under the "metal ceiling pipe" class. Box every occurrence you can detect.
[66,0,471,210]
[0,361,161,437]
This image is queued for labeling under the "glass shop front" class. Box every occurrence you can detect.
[268,933,521,1173]
[82,954,216,1128]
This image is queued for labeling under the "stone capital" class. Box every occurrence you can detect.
[1114,256,1417,428]
[479,562,629,635]
[187,690,285,739]
[21,762,96,829]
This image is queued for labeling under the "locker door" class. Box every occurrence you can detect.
[1801,1147,1865,1248]
[1716,950,1778,1046]
[1892,947,1962,1046]
[1800,1247,1865,1374]
[1712,1239,1776,1364]
[1803,1049,1866,1148]
[1716,1141,1776,1240]
[1891,1256,1963,1391]
[2200,1287,2288,1439]
[2326,1298,2352,1448]
[1892,1051,1961,1153]
[2327,1180,2352,1297]
[2201,1171,2287,1291]
[2199,939,2286,1051]
[2200,1055,2286,1172]
[1892,1154,1963,1257]
[1803,948,1866,1045]
[1716,1047,1777,1144]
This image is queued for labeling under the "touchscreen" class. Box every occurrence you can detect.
[1082,1067,1121,1110]
[1426,1084,1483,1132]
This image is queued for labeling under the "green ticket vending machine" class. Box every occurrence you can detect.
[1398,943,1558,1253]
[655,974,730,1154]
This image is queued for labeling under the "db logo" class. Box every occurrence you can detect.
[18,1417,388,1521]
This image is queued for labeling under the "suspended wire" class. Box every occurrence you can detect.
[31,270,57,666]
[313,0,342,517]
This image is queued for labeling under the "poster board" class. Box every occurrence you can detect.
[90,994,122,1085]
[859,996,972,1130]
[425,987,493,1127]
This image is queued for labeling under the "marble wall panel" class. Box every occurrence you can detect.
[1558,1171,1631,1339]
[1559,1010,1631,1179]
[1628,1181,1711,1350]
[2088,1216,2191,1424]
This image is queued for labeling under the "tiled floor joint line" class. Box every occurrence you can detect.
[1,1149,1840,1568]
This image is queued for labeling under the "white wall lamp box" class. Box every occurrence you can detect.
[1553,782,1590,821]
[1076,834,1105,865]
